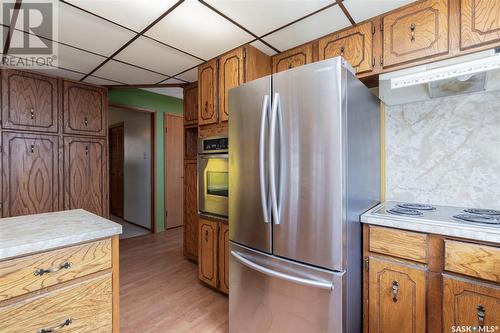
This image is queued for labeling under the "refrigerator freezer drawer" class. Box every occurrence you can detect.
[229,242,345,333]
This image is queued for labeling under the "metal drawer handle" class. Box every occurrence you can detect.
[205,229,209,242]
[30,144,35,153]
[477,304,485,328]
[410,23,416,42]
[37,318,72,333]
[34,262,72,276]
[84,116,88,126]
[30,108,35,120]
[204,101,208,114]
[340,46,345,56]
[85,145,89,155]
[392,280,399,302]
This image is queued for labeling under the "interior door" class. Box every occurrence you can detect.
[228,76,272,254]
[165,113,184,229]
[109,123,124,218]
[271,59,345,271]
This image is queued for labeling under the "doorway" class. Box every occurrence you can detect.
[164,113,184,229]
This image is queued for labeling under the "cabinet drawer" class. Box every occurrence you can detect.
[369,226,428,263]
[0,273,112,333]
[0,239,112,301]
[444,240,500,283]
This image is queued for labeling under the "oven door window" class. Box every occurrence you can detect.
[207,171,228,197]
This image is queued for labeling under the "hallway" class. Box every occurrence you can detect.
[119,227,229,333]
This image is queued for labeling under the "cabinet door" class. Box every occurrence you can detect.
[183,161,198,260]
[461,0,500,50]
[219,48,245,122]
[382,0,449,67]
[272,44,314,73]
[183,84,198,125]
[443,275,500,331]
[64,137,107,217]
[2,132,59,217]
[198,218,218,288]
[368,257,426,333]
[1,70,58,133]
[319,21,374,74]
[198,59,218,126]
[218,222,229,294]
[63,81,106,136]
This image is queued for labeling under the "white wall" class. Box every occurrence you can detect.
[109,107,152,229]
[385,90,500,209]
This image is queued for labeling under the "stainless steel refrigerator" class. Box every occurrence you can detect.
[228,57,380,333]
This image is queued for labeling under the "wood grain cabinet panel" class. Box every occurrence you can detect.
[443,275,500,332]
[272,44,314,73]
[0,239,111,301]
[319,21,375,74]
[2,132,59,217]
[198,218,218,288]
[0,274,112,333]
[64,136,107,217]
[219,48,245,122]
[369,226,428,263]
[183,83,198,125]
[368,256,427,333]
[1,70,58,132]
[382,0,449,67]
[218,222,229,294]
[460,0,500,49]
[63,81,106,136]
[198,59,218,126]
[183,161,198,261]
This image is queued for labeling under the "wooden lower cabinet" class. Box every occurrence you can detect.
[368,256,427,333]
[184,161,198,260]
[443,275,500,331]
[198,217,229,295]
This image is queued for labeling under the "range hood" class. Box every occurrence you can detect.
[379,49,500,106]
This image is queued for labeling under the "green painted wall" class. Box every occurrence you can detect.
[109,88,183,232]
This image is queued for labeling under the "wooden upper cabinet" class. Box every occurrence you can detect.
[63,81,106,137]
[460,0,500,50]
[199,218,218,288]
[219,48,245,122]
[2,132,60,217]
[368,257,427,333]
[1,70,58,133]
[443,275,500,332]
[64,137,107,217]
[198,59,218,126]
[272,44,314,73]
[218,222,229,294]
[183,83,198,125]
[319,21,375,74]
[382,0,449,67]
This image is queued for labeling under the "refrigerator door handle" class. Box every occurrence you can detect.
[269,93,280,224]
[231,250,334,290]
[259,95,270,223]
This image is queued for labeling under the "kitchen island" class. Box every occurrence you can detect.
[0,209,121,333]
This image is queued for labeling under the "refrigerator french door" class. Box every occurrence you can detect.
[228,57,380,333]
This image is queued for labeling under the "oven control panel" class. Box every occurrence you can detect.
[200,136,228,154]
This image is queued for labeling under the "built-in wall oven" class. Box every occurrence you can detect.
[198,136,228,218]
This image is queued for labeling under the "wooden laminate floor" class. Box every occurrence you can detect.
[120,227,229,333]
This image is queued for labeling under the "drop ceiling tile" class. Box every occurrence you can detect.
[343,0,416,22]
[176,68,197,82]
[250,40,278,56]
[141,87,183,99]
[30,67,84,81]
[146,0,253,60]
[205,0,335,36]
[16,1,135,56]
[162,77,186,84]
[115,36,202,76]
[93,60,168,84]
[65,0,178,32]
[262,4,351,51]
[84,75,124,86]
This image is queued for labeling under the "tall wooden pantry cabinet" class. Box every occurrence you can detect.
[1,68,108,218]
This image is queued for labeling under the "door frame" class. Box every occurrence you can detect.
[109,121,125,218]
[109,103,156,232]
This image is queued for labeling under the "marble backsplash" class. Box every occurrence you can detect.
[385,90,500,209]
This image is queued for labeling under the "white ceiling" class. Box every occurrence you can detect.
[2,0,416,97]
